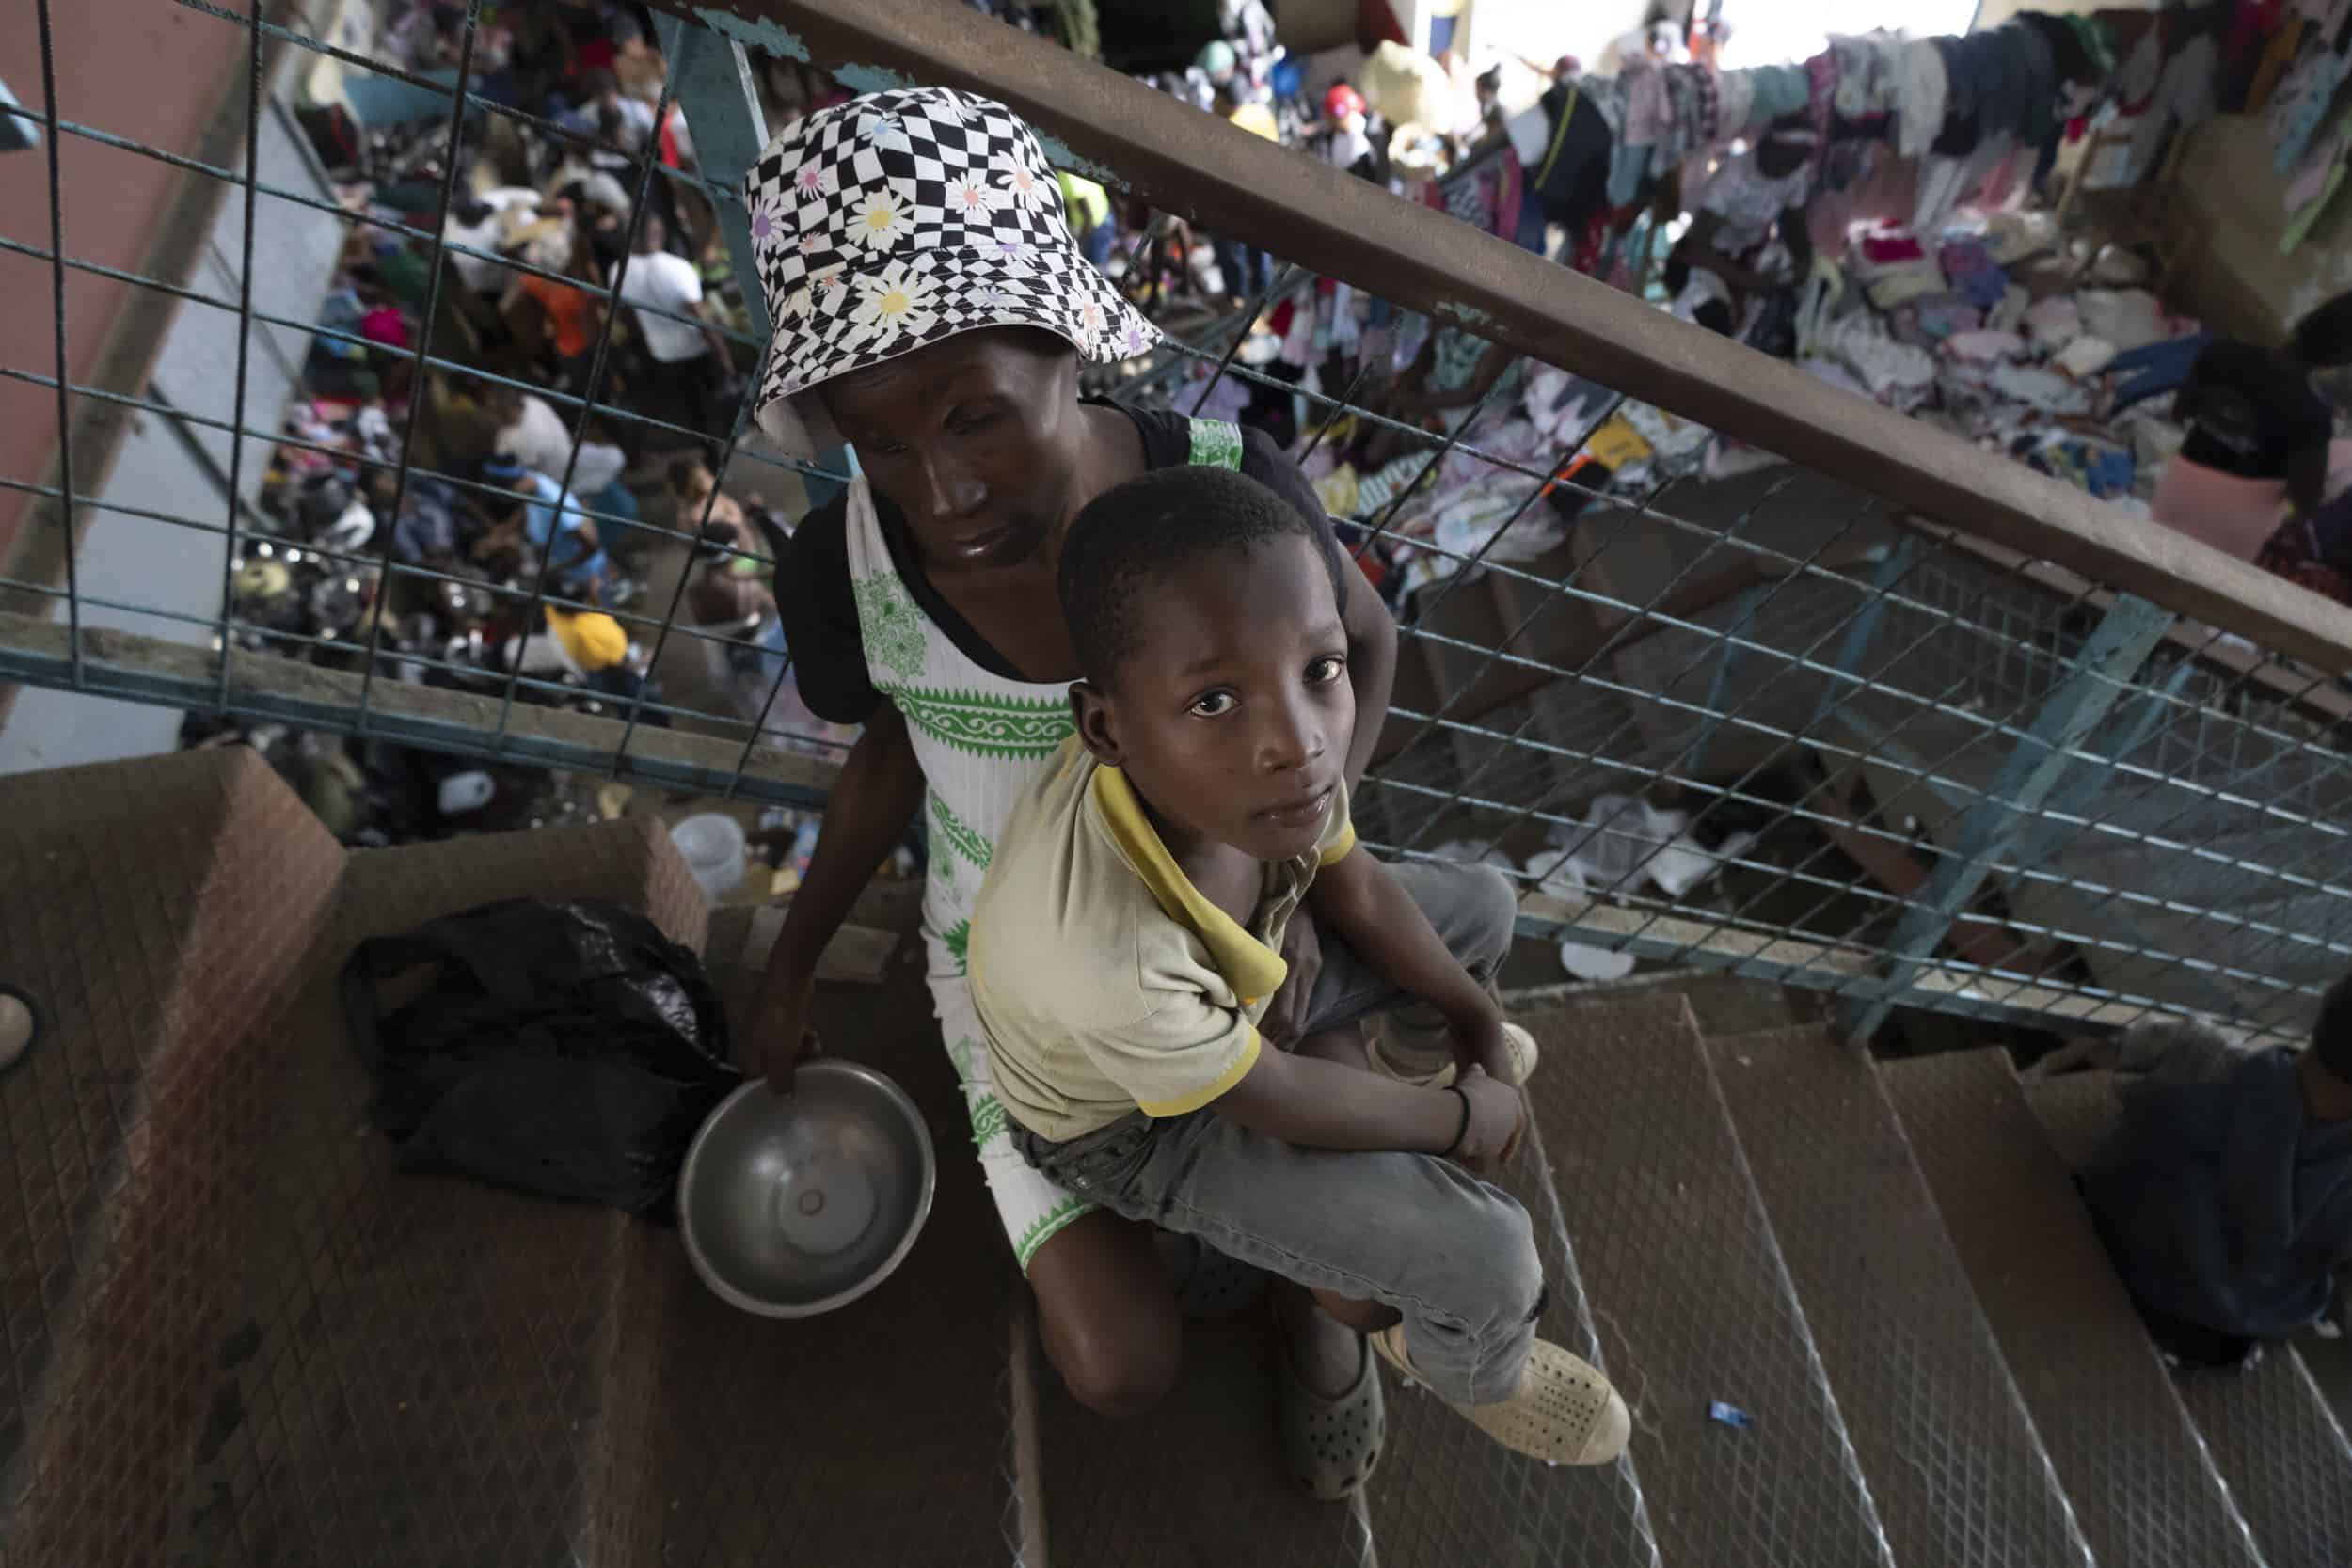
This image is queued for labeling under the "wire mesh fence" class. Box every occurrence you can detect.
[2,0,2348,1060]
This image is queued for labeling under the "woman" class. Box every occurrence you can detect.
[2151,290,2352,568]
[737,89,1400,1483]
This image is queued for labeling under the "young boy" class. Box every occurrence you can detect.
[970,465,1629,1478]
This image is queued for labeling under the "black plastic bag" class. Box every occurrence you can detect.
[341,898,739,1212]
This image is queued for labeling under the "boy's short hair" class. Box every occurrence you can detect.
[1057,465,1342,685]
[2313,971,2352,1081]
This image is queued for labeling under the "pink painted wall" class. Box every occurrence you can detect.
[0,2,244,562]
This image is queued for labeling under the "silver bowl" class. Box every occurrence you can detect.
[677,1063,937,1318]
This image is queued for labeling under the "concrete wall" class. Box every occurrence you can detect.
[2169,112,2352,343]
[0,24,343,774]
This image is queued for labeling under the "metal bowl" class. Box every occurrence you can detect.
[678,1064,937,1318]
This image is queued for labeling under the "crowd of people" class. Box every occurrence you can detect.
[216,1,834,843]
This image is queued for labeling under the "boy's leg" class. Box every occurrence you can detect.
[1024,1115,1543,1406]
[1302,861,1518,1077]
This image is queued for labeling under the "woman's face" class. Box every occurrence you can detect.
[818,329,1085,570]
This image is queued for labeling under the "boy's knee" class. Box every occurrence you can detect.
[1050,1318,1182,1419]
[1455,864,1520,976]
[1463,1194,1544,1315]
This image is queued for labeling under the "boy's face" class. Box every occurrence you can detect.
[1073,534,1354,863]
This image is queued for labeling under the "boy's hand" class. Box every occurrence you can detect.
[1448,1007,1515,1082]
[749,968,822,1092]
[1451,1066,1525,1167]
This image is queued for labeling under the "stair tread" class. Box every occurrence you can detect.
[0,750,345,1566]
[1883,1048,2263,1568]
[1707,1027,2091,1568]
[1366,1118,1660,1568]
[1523,994,1890,1568]
[1031,1310,1371,1568]
[2024,1071,2352,1568]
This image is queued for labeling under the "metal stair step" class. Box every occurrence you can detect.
[1027,1307,1371,1568]
[1521,994,1892,1568]
[0,749,344,1567]
[1366,1111,1660,1568]
[2024,1072,2352,1568]
[1707,1027,2092,1568]
[1882,1049,2265,1568]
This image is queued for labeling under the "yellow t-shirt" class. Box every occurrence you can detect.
[970,738,1357,1142]
[1057,171,1110,233]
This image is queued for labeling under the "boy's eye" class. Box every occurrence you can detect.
[1187,690,1237,718]
[1307,655,1347,684]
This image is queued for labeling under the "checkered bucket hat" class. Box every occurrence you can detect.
[742,87,1161,456]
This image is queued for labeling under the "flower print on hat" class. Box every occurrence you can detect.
[946,171,1003,220]
[992,147,1046,211]
[741,86,1162,452]
[851,261,941,347]
[850,182,917,253]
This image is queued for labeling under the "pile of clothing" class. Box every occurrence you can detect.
[1794,208,2204,508]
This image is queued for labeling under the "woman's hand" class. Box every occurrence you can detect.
[1263,911,1324,1047]
[749,967,822,1092]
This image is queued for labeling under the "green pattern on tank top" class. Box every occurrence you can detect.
[851,571,929,680]
[1187,417,1246,470]
[881,683,1076,760]
[929,791,993,871]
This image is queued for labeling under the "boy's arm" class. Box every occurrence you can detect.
[1214,1047,1521,1160]
[1307,849,1511,1077]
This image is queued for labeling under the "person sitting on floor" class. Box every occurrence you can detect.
[970,464,1629,1498]
[2149,289,2352,607]
[2078,977,2352,1370]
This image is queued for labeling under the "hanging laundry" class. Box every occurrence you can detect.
[2269,19,2351,172]
[2132,30,2219,179]
[2281,99,2352,251]
[1747,63,1812,125]
[1895,38,1950,160]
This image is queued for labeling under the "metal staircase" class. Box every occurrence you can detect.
[6,749,2350,1567]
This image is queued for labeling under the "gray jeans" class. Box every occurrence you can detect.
[1013,862,1541,1404]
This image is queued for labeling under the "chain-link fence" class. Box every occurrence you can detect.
[4,0,2349,1055]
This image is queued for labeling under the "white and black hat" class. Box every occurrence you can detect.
[741,87,1160,456]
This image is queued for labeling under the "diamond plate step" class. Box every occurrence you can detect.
[1883,1049,2265,1568]
[1030,1308,1374,1568]
[152,815,713,1568]
[2025,1071,2352,1568]
[1707,1028,2093,1568]
[1523,994,1893,1568]
[0,749,344,1568]
[612,959,1019,1568]
[1366,1119,1660,1568]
